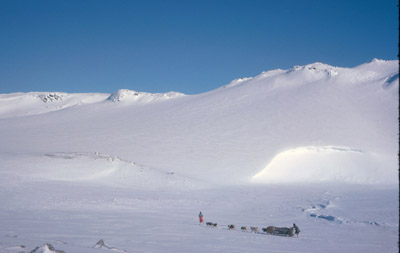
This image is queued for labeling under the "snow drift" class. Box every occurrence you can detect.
[252,146,397,184]
[0,59,397,186]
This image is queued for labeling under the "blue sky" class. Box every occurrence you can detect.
[0,0,398,94]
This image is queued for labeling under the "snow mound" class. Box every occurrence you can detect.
[252,146,397,184]
[108,89,185,103]
[30,243,65,253]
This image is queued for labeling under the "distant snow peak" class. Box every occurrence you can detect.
[370,58,389,64]
[38,93,64,103]
[108,89,184,103]
[292,62,335,72]
[289,62,338,78]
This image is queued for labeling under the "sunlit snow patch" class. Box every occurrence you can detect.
[252,146,396,184]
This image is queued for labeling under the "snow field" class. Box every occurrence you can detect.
[0,179,397,252]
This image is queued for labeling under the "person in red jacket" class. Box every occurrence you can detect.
[199,212,204,223]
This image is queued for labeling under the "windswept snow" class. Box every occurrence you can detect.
[0,59,398,252]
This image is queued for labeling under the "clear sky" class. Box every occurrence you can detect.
[0,0,398,95]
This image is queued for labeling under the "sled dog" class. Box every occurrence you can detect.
[206,222,218,227]
[250,227,259,233]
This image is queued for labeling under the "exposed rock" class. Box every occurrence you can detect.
[92,239,126,252]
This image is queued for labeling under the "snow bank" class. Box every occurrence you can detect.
[252,146,397,184]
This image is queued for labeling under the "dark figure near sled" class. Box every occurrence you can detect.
[293,223,300,238]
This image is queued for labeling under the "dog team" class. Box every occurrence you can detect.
[198,212,300,238]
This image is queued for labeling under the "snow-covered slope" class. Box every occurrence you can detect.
[0,59,397,186]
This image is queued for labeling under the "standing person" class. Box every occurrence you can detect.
[199,212,204,223]
[293,223,300,238]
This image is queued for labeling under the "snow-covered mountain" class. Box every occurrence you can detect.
[0,59,398,186]
[0,59,398,253]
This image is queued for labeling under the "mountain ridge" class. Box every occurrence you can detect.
[0,59,398,185]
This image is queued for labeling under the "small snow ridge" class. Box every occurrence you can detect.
[3,245,26,252]
[222,77,253,89]
[38,93,64,103]
[108,89,184,103]
[40,152,197,189]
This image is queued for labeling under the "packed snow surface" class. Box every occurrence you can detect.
[0,59,398,252]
